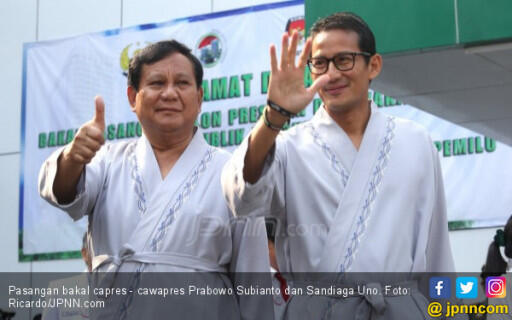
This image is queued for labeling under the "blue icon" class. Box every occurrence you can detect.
[430,277,451,299]
[456,277,478,299]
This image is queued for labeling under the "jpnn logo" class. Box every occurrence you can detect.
[430,277,451,299]
[486,277,506,298]
[456,277,478,299]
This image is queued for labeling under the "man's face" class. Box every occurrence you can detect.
[128,53,202,135]
[311,29,380,113]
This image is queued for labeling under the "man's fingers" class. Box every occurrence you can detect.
[82,135,104,151]
[288,31,299,67]
[93,96,105,130]
[298,37,312,68]
[270,44,278,73]
[307,74,330,96]
[84,125,105,144]
[75,144,96,160]
[279,33,289,70]
[70,153,87,164]
[68,133,102,165]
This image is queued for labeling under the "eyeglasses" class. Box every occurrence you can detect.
[307,51,372,75]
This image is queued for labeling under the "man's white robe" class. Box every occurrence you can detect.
[222,103,455,318]
[39,131,272,320]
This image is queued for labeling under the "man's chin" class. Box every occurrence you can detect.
[150,120,184,132]
[325,100,351,113]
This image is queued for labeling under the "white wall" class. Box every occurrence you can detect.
[0,0,501,277]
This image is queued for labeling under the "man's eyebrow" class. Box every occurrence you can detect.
[145,72,164,79]
[174,72,193,78]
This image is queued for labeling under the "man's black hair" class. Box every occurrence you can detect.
[504,215,512,258]
[128,40,203,90]
[265,217,277,243]
[310,12,376,63]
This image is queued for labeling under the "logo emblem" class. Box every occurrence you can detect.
[486,277,506,298]
[196,32,224,68]
[456,277,478,299]
[429,277,451,299]
[120,42,152,76]
[285,16,305,56]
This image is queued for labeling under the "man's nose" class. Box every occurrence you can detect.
[326,61,342,79]
[161,83,178,99]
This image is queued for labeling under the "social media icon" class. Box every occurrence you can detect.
[430,277,451,299]
[486,277,506,298]
[456,277,478,299]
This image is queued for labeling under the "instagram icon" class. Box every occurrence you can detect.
[486,277,506,298]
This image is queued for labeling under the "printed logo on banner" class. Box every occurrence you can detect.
[120,41,152,76]
[285,16,305,55]
[196,32,225,68]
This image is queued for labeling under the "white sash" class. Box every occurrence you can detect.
[92,249,227,273]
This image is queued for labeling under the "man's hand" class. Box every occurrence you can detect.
[62,96,106,165]
[267,31,330,114]
[53,96,106,204]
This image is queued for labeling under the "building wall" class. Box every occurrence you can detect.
[0,0,498,277]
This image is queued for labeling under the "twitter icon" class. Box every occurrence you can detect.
[456,277,478,299]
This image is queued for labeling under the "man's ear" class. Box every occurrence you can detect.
[197,86,203,105]
[127,86,137,112]
[197,86,203,112]
[368,53,383,81]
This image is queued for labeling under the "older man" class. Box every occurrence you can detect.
[39,40,270,320]
[222,12,455,319]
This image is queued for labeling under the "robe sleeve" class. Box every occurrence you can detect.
[38,145,109,221]
[425,141,456,272]
[229,217,274,320]
[221,133,286,219]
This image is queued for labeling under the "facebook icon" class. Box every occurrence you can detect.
[430,277,451,299]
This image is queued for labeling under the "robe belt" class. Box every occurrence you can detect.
[293,280,418,320]
[337,281,418,320]
[354,282,386,320]
[92,247,227,273]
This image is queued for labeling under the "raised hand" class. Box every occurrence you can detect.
[62,96,106,165]
[267,31,330,114]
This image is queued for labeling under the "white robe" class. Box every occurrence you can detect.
[222,102,455,319]
[39,131,272,320]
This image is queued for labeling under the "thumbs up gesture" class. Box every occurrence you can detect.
[62,96,106,165]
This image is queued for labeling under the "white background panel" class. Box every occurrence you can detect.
[38,0,122,41]
[449,227,499,272]
[464,118,512,146]
[0,0,37,154]
[31,258,85,272]
[122,0,211,28]
[0,154,29,272]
